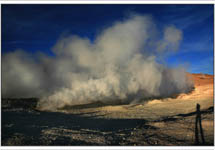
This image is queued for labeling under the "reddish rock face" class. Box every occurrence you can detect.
[188,73,213,87]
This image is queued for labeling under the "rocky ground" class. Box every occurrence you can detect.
[1,73,214,146]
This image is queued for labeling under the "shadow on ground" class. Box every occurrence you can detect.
[2,98,213,146]
[2,108,152,145]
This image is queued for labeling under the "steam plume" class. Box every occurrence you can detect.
[2,15,193,111]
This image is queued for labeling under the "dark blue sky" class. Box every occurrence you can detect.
[2,4,214,74]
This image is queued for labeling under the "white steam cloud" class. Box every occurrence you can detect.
[2,15,193,111]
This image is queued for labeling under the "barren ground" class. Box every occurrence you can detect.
[2,73,214,146]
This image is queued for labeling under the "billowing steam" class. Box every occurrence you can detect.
[2,15,193,111]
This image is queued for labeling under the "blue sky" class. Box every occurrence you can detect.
[2,4,214,75]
